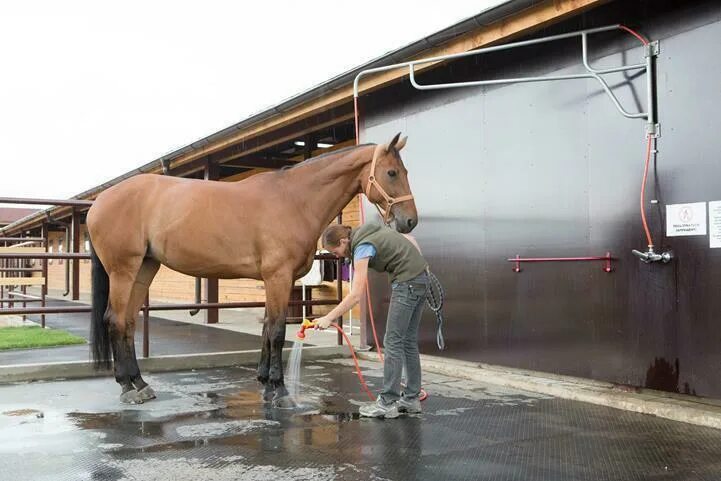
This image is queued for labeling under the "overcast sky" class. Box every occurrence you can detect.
[0,0,504,203]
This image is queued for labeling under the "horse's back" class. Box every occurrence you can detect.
[86,172,306,278]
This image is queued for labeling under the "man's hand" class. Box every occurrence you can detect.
[314,316,333,330]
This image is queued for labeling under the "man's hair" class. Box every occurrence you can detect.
[322,224,352,249]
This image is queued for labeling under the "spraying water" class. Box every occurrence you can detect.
[285,340,304,403]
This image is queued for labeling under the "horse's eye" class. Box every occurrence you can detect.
[388,170,397,178]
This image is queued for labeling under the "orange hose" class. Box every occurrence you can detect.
[640,135,654,248]
[332,322,427,402]
[618,26,655,250]
[330,322,376,401]
[365,283,384,361]
[619,25,649,46]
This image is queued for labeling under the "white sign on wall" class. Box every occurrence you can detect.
[666,202,707,237]
[709,201,721,248]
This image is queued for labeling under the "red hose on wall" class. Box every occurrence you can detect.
[619,25,656,249]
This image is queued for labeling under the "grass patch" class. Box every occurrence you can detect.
[0,326,86,350]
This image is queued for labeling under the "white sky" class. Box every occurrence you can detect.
[0,0,504,202]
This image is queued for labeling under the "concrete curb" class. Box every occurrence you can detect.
[358,352,721,430]
[0,345,348,383]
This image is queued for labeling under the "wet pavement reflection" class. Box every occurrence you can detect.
[2,359,721,480]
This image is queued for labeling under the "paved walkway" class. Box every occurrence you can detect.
[2,358,721,480]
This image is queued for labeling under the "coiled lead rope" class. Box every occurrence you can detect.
[425,269,445,350]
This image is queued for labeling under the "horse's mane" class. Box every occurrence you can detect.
[280,143,374,171]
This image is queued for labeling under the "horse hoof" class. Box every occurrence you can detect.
[272,394,296,409]
[262,385,276,403]
[137,385,156,401]
[120,389,143,404]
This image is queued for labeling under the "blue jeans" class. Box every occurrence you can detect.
[380,272,428,405]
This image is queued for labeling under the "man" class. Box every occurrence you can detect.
[314,222,429,419]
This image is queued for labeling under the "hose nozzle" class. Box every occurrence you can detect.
[296,318,316,341]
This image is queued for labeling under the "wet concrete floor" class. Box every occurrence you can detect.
[2,358,721,480]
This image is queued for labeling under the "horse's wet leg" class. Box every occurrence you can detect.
[261,272,292,408]
[107,262,145,404]
[129,343,155,401]
[110,324,143,404]
[126,258,159,402]
[258,323,274,401]
[270,321,294,408]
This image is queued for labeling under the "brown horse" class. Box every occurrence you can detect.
[87,133,417,405]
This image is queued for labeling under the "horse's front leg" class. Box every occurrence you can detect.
[257,322,274,402]
[259,271,294,407]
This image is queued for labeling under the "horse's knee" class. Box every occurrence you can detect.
[257,369,269,384]
[269,323,287,346]
[257,342,271,383]
[269,357,284,385]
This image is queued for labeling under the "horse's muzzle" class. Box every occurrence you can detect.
[394,214,418,233]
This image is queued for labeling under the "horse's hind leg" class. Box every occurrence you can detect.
[126,258,161,401]
[108,257,159,404]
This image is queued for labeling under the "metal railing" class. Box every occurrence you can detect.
[354,24,658,135]
[508,253,614,273]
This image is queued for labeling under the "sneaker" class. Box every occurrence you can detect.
[398,396,422,414]
[359,399,399,419]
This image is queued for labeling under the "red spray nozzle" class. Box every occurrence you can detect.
[296,318,316,340]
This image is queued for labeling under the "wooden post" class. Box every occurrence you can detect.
[21,284,26,322]
[71,208,81,300]
[205,278,219,324]
[41,223,48,328]
[303,134,316,160]
[336,212,343,346]
[0,240,4,310]
[204,159,220,324]
[8,257,14,310]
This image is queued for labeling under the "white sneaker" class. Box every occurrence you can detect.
[359,399,399,419]
[398,396,422,414]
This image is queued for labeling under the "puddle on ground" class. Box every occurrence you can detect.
[2,408,43,417]
[64,389,363,449]
[105,457,342,481]
[176,419,280,438]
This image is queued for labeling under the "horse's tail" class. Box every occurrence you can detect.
[90,244,112,370]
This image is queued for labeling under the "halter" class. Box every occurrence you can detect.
[364,144,414,225]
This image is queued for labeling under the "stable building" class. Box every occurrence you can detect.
[2,0,721,399]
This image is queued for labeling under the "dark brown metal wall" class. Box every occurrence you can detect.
[360,0,721,398]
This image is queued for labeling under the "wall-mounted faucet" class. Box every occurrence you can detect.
[632,247,673,264]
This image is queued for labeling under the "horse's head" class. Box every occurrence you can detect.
[363,133,418,233]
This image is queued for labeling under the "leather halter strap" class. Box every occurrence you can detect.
[364,144,414,225]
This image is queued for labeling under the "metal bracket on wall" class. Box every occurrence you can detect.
[645,41,660,58]
[508,253,614,273]
[354,25,659,135]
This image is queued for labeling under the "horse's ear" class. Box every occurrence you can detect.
[386,132,402,152]
[395,135,407,151]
